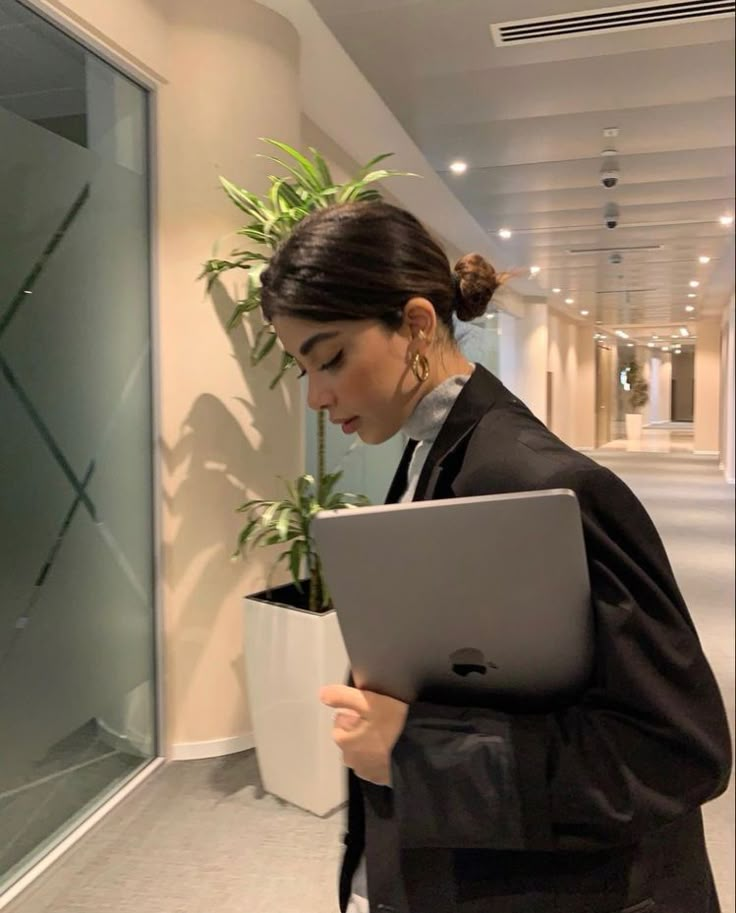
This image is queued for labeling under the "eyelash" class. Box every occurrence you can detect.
[322,350,344,372]
[297,350,344,378]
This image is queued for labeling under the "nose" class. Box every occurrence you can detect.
[306,373,336,412]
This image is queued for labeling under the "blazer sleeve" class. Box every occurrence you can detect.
[390,465,732,851]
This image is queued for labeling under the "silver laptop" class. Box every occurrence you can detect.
[313,490,593,706]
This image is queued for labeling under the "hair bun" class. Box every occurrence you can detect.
[452,253,501,321]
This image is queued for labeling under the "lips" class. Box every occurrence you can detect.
[331,416,360,434]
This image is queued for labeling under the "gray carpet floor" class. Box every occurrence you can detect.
[6,451,735,913]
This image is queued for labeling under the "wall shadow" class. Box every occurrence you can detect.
[160,279,302,741]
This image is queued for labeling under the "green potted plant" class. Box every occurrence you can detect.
[234,470,369,612]
[623,357,650,443]
[203,140,411,815]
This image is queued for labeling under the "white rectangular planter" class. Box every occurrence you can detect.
[243,585,349,817]
[625,412,643,444]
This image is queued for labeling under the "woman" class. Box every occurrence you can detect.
[260,201,731,913]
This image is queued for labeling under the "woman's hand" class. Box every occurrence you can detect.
[320,684,409,786]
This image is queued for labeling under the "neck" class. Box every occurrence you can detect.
[425,346,473,392]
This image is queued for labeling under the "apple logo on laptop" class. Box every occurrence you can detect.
[450,647,499,677]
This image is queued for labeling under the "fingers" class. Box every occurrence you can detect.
[333,709,362,732]
[319,684,371,716]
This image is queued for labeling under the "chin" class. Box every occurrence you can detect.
[358,425,397,446]
[357,429,379,445]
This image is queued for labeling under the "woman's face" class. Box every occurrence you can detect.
[272,314,420,444]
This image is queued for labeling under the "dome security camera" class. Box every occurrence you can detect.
[600,164,620,189]
[604,203,620,230]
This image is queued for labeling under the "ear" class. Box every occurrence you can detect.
[401,297,438,346]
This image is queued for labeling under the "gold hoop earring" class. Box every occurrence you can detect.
[411,352,430,383]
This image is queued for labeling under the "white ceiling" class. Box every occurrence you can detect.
[310,0,736,340]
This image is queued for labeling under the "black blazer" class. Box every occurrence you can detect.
[338,366,731,913]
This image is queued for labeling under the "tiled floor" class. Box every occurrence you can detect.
[602,421,696,453]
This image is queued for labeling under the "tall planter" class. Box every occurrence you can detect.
[625,412,643,443]
[243,582,348,816]
[623,359,649,449]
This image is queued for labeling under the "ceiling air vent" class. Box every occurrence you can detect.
[491,0,735,45]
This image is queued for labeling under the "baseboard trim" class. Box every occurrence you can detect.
[0,758,164,910]
[694,450,720,456]
[169,732,255,761]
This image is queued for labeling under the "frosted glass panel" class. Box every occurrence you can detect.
[0,0,155,891]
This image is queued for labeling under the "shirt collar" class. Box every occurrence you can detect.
[402,372,472,443]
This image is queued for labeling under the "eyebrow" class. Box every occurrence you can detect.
[299,331,340,358]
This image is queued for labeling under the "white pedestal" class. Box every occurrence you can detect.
[625,413,643,450]
[243,591,349,817]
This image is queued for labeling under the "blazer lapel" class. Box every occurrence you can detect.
[385,438,417,505]
[413,365,506,501]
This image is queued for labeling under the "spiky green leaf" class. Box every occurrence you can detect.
[309,147,334,189]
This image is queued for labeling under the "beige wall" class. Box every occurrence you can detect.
[547,312,595,450]
[548,312,575,442]
[694,318,722,453]
[517,302,549,423]
[157,0,303,753]
[575,329,597,449]
[44,0,304,755]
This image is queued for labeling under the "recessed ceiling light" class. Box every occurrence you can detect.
[565,297,575,305]
[648,343,655,348]
[689,280,700,288]
[529,265,541,275]
[627,342,635,348]
[449,160,468,175]
[552,287,561,294]
[680,328,689,337]
[720,214,734,227]
[671,334,679,339]
[652,335,659,339]
[662,346,670,351]
[685,305,695,313]
[615,330,629,339]
[580,310,590,316]
[498,228,512,239]
[699,256,711,264]
[688,293,697,298]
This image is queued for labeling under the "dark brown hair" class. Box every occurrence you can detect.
[260,201,501,334]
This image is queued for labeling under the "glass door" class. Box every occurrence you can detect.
[0,0,156,891]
